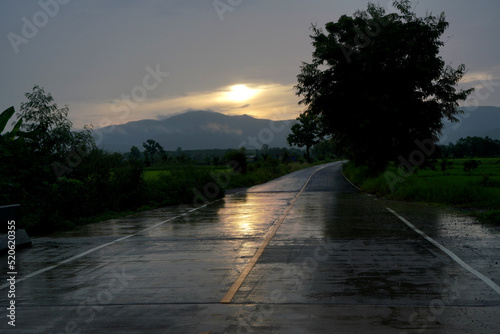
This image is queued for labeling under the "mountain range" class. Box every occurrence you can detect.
[93,107,500,152]
[94,110,295,152]
[439,106,500,144]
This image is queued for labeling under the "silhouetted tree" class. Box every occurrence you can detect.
[17,85,93,160]
[130,145,141,161]
[224,149,247,174]
[287,112,322,162]
[463,159,480,175]
[143,139,165,164]
[295,1,473,174]
[1,87,96,233]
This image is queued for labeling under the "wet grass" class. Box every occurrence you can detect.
[143,165,223,181]
[143,170,170,181]
[144,161,321,189]
[226,161,320,188]
[343,158,500,225]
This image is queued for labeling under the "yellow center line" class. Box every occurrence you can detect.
[220,164,329,304]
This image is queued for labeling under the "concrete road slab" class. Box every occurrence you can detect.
[1,162,499,333]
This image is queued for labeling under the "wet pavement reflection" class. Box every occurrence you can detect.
[0,162,499,333]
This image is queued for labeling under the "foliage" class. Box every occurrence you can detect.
[2,86,333,235]
[227,161,315,189]
[343,158,500,225]
[0,107,15,133]
[312,138,341,160]
[15,86,95,164]
[1,106,23,137]
[476,210,500,225]
[129,145,141,160]
[17,85,74,158]
[463,159,480,175]
[440,136,500,158]
[1,87,128,233]
[296,1,473,174]
[281,150,290,163]
[143,139,166,165]
[287,112,322,161]
[224,149,248,174]
[439,158,452,175]
[0,106,29,205]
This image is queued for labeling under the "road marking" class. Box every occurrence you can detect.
[0,203,212,290]
[220,164,330,304]
[387,207,500,296]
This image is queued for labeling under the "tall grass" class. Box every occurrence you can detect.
[144,163,222,207]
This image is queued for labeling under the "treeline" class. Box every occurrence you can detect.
[440,136,500,159]
[0,87,221,235]
[1,86,336,235]
[125,143,321,167]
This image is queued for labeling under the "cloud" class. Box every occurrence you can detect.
[73,82,301,129]
[460,64,500,85]
[3,0,500,130]
[460,71,499,84]
[233,103,250,109]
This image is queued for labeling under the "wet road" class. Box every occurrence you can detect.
[1,161,499,333]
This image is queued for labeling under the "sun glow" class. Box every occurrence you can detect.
[82,83,300,128]
[225,84,258,102]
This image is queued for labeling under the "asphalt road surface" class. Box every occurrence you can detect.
[1,161,499,333]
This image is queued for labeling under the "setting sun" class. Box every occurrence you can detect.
[225,84,258,102]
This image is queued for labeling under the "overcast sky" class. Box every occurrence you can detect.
[1,0,499,129]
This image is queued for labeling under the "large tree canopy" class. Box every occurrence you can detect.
[295,0,473,173]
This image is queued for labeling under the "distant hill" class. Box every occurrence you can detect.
[95,110,295,152]
[439,106,500,144]
[94,106,499,152]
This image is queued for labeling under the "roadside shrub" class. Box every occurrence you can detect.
[110,160,145,210]
[224,149,248,174]
[145,163,224,206]
[463,159,480,175]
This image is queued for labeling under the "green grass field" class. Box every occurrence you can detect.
[143,166,225,182]
[143,170,171,181]
[143,161,323,190]
[343,158,500,225]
